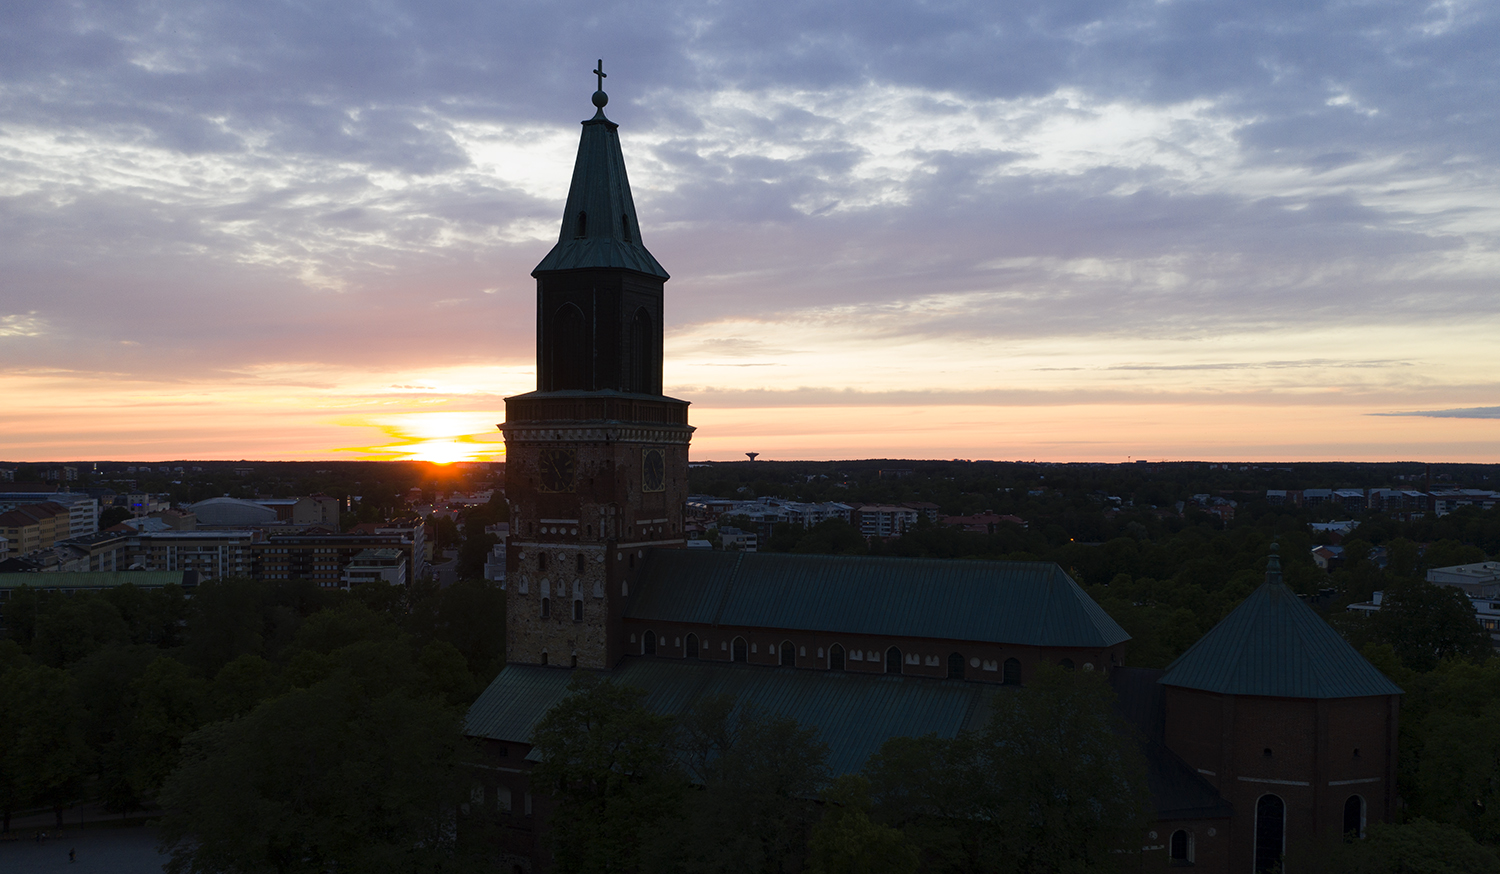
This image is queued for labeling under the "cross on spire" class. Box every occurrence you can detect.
[593,59,607,91]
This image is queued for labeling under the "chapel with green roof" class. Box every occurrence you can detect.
[466,69,1402,874]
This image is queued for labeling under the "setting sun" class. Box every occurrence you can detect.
[336,412,505,464]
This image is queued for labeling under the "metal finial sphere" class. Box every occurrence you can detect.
[592,90,609,108]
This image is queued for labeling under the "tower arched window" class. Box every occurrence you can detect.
[886,646,902,674]
[550,303,588,390]
[948,652,965,679]
[572,599,583,622]
[732,637,747,663]
[780,641,795,667]
[577,554,585,573]
[1003,658,1021,685]
[575,211,587,238]
[685,633,699,658]
[829,644,844,670]
[644,631,657,655]
[1169,829,1191,862]
[1254,794,1285,872]
[1343,795,1365,839]
[630,308,654,394]
[540,598,550,619]
[539,553,548,572]
[621,213,631,243]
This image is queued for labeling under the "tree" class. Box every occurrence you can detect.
[0,661,90,827]
[1321,817,1500,874]
[529,673,681,874]
[31,594,131,667]
[806,776,919,874]
[430,577,507,683]
[1374,580,1491,672]
[125,656,208,802]
[99,505,134,529]
[158,676,467,874]
[1415,700,1500,843]
[866,666,1150,874]
[792,519,867,556]
[455,530,498,580]
[663,694,832,874]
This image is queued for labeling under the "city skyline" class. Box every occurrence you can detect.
[3,0,1498,464]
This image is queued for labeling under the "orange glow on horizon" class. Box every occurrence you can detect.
[335,412,506,464]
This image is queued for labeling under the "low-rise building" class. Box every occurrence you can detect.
[941,512,1028,534]
[256,521,425,587]
[1426,561,1500,598]
[126,531,256,579]
[341,549,408,588]
[717,526,758,552]
[850,504,919,539]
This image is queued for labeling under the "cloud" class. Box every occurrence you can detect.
[1373,407,1500,419]
[1,0,1498,460]
[0,312,46,337]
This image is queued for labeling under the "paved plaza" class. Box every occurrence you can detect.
[0,828,167,873]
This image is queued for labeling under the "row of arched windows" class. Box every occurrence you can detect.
[537,597,585,621]
[547,302,657,393]
[1244,793,1366,871]
[634,633,1029,684]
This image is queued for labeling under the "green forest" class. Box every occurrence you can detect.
[2,459,1500,871]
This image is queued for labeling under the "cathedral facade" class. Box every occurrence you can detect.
[466,78,1402,874]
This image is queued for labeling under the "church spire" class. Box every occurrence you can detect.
[1265,543,1283,586]
[533,61,668,279]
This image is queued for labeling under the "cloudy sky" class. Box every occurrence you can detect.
[2,0,1497,463]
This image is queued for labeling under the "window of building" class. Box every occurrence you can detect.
[577,554,585,573]
[621,213,631,243]
[540,597,550,619]
[550,303,588,390]
[686,633,698,658]
[570,654,578,668]
[630,308,655,393]
[886,646,902,674]
[1003,658,1021,685]
[1254,794,1285,873]
[1343,795,1365,839]
[540,651,548,666]
[644,631,657,655]
[1169,829,1192,863]
[539,553,548,572]
[733,637,747,663]
[1060,658,1075,670]
[830,644,844,670]
[575,211,587,237]
[573,599,583,622]
[947,652,965,679]
[780,641,795,667]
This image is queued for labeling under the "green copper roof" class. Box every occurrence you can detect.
[465,659,999,775]
[1158,580,1402,699]
[0,571,193,589]
[532,92,667,279]
[628,551,1130,648]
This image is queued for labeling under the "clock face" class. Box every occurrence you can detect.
[642,448,666,492]
[538,449,578,493]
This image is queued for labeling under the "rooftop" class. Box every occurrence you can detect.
[627,550,1130,649]
[1158,551,1402,699]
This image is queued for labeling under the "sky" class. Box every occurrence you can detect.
[1,0,1497,464]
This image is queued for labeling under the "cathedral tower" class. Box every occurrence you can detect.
[501,65,693,670]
